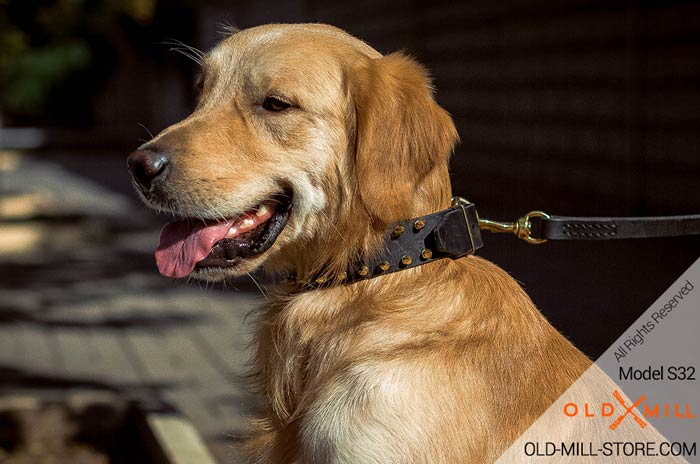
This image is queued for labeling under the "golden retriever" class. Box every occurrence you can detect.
[128,24,593,463]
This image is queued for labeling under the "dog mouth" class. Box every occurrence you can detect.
[154,193,292,278]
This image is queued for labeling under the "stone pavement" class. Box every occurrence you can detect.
[0,150,264,462]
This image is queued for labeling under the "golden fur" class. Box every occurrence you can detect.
[137,24,592,463]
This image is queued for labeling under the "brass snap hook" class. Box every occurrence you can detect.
[478,211,550,244]
[451,197,549,244]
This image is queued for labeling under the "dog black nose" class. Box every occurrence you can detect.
[127,148,170,191]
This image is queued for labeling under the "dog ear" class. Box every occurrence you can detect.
[352,52,458,227]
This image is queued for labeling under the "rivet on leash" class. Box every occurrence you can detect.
[392,225,405,238]
[401,255,412,266]
[315,276,327,285]
[413,219,425,231]
[338,271,348,280]
[421,249,433,259]
[379,261,390,271]
[358,265,369,276]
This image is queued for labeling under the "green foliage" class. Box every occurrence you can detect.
[1,41,91,116]
[0,0,157,122]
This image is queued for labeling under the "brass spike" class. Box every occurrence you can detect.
[378,261,390,272]
[414,219,425,231]
[392,225,405,238]
[401,255,412,266]
[421,248,433,259]
[358,265,369,276]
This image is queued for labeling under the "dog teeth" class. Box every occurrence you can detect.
[242,218,255,228]
[256,204,269,217]
[227,226,238,235]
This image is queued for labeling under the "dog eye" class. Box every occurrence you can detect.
[262,96,292,112]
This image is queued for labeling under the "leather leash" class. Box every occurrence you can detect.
[475,200,700,243]
[289,197,700,288]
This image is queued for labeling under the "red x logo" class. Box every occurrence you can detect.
[610,390,647,430]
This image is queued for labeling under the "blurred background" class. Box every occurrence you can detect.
[1,0,699,461]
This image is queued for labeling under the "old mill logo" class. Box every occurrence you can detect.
[563,390,697,430]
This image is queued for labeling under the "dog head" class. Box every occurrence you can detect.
[127,24,458,282]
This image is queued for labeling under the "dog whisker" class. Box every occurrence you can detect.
[161,39,205,58]
[217,22,241,37]
[137,122,155,139]
[169,47,203,65]
[247,272,270,302]
[161,39,205,65]
[317,209,345,241]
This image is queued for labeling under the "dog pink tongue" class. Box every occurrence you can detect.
[156,219,235,278]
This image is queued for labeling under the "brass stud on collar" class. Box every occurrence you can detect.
[338,271,348,280]
[414,219,425,231]
[421,248,433,259]
[378,261,390,272]
[392,225,405,238]
[315,276,327,285]
[358,265,369,276]
[401,255,412,266]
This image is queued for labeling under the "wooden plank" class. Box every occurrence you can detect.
[163,387,228,439]
[190,291,260,378]
[125,331,194,385]
[144,412,219,464]
[90,329,147,386]
[191,324,247,380]
[12,324,59,377]
[52,328,104,381]
[0,324,21,368]
[165,328,232,386]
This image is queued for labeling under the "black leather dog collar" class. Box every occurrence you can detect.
[289,199,483,288]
